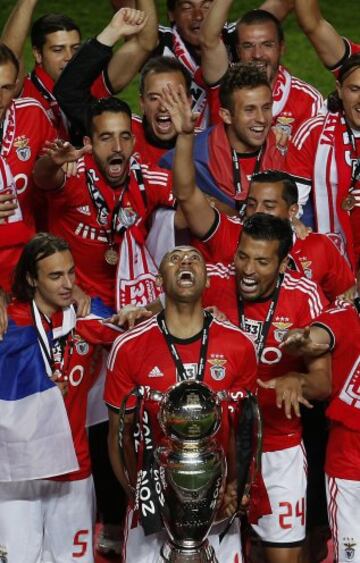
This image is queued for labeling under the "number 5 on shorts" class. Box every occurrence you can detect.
[73,529,89,558]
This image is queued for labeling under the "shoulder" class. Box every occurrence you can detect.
[290,74,323,101]
[291,114,326,149]
[210,317,257,355]
[139,162,171,187]
[14,97,51,120]
[107,316,159,371]
[282,271,324,313]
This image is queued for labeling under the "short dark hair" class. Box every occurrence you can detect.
[140,56,192,97]
[86,97,132,136]
[0,42,20,76]
[250,170,298,206]
[219,62,270,112]
[328,54,360,112]
[236,9,284,45]
[12,233,70,302]
[31,14,80,50]
[242,213,293,261]
[167,0,177,11]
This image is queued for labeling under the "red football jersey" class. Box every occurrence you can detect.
[312,304,360,480]
[0,98,56,291]
[105,313,257,449]
[132,115,169,167]
[22,65,111,138]
[7,301,119,481]
[46,158,174,307]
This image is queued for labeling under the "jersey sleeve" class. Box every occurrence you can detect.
[90,70,113,98]
[320,235,356,301]
[236,333,258,394]
[104,336,137,412]
[34,104,57,148]
[142,165,175,211]
[193,209,241,265]
[328,38,360,78]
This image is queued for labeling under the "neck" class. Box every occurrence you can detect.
[34,296,59,319]
[164,299,204,339]
[226,127,259,154]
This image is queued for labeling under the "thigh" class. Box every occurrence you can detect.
[0,481,43,563]
[252,444,307,546]
[42,476,95,563]
[326,475,360,563]
[209,518,243,563]
[123,509,165,563]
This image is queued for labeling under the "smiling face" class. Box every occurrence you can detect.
[168,0,213,48]
[141,70,190,141]
[337,67,360,131]
[30,250,76,316]
[236,21,284,85]
[246,181,298,220]
[86,111,135,188]
[158,246,208,302]
[33,29,81,82]
[220,85,273,152]
[234,233,287,301]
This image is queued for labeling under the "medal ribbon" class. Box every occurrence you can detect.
[232,147,264,213]
[237,273,284,359]
[157,310,212,382]
[344,119,360,194]
[30,70,68,134]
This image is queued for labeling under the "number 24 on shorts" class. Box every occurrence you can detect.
[278,498,305,529]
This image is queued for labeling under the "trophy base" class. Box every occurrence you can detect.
[160,540,218,563]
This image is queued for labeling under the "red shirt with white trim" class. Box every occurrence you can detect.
[105,313,257,449]
[192,212,328,451]
[328,38,360,78]
[312,303,360,480]
[45,157,174,307]
[0,98,56,292]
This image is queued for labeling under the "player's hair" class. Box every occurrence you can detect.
[31,14,81,50]
[250,170,298,206]
[12,233,70,302]
[0,42,20,76]
[328,54,360,113]
[241,213,293,261]
[139,56,192,97]
[219,62,270,113]
[235,9,284,45]
[167,0,177,11]
[86,97,132,136]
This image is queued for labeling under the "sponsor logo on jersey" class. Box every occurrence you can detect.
[76,205,91,216]
[14,136,31,161]
[299,257,313,279]
[208,356,227,381]
[272,317,293,343]
[343,537,356,560]
[275,115,295,137]
[148,366,164,378]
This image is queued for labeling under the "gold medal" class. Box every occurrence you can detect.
[342,194,356,211]
[104,247,119,265]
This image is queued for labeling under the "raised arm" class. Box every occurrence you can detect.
[1,0,38,89]
[162,83,216,239]
[294,0,346,67]
[33,140,90,192]
[199,0,232,85]
[106,0,159,92]
[260,0,294,21]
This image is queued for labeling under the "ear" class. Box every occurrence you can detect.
[279,40,286,58]
[83,136,93,150]
[26,273,37,288]
[279,256,288,274]
[288,203,299,221]
[155,274,163,289]
[140,96,145,114]
[219,107,232,126]
[205,277,210,289]
[336,80,342,100]
[167,10,175,24]
[32,47,42,66]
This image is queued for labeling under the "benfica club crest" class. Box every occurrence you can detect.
[276,116,295,137]
[14,136,31,161]
[299,257,313,279]
[272,319,293,343]
[208,357,227,381]
[343,537,356,560]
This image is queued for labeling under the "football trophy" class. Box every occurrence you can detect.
[119,380,262,563]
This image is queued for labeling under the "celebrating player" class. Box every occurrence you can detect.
[105,245,258,562]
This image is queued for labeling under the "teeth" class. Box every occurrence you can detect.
[241,277,257,287]
[157,116,170,122]
[251,127,265,132]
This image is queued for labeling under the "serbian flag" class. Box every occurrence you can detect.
[0,315,78,482]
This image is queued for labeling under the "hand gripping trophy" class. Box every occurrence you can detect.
[118,380,262,563]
